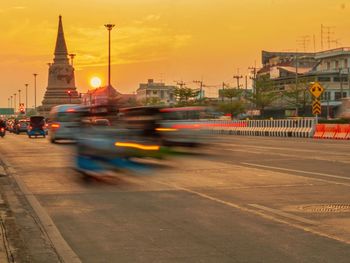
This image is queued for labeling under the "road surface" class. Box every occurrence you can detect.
[0,133,350,262]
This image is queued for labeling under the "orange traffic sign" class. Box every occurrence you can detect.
[309,82,324,98]
[312,99,321,115]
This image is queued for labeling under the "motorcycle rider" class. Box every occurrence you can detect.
[0,119,6,137]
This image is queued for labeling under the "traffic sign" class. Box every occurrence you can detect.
[309,82,324,98]
[312,99,321,115]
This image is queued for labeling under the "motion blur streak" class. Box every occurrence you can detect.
[155,128,178,132]
[115,142,160,151]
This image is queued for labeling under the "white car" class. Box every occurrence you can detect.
[48,104,86,143]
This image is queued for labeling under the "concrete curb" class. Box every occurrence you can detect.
[0,158,81,263]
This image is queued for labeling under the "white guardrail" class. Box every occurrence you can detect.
[205,118,316,138]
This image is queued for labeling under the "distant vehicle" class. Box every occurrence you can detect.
[48,104,87,143]
[337,97,350,120]
[27,116,46,138]
[13,119,29,134]
[0,119,6,138]
[158,106,213,147]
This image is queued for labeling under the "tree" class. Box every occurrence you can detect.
[247,75,279,116]
[142,97,163,106]
[173,87,198,106]
[218,88,246,119]
[218,100,246,119]
[283,77,314,117]
[220,88,243,102]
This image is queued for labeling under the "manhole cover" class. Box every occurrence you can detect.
[299,204,350,213]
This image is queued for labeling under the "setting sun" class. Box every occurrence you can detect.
[90,77,102,88]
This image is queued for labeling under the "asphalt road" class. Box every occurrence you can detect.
[1,133,350,262]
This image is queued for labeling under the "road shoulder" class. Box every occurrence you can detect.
[0,159,60,263]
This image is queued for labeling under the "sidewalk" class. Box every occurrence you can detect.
[0,165,9,263]
[0,160,60,263]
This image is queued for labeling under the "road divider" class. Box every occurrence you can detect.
[203,118,316,138]
[314,124,350,140]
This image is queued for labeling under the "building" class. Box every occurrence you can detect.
[39,16,80,115]
[136,79,176,105]
[256,48,350,117]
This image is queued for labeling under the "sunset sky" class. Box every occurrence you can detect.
[1,0,350,107]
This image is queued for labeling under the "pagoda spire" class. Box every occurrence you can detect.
[54,15,69,63]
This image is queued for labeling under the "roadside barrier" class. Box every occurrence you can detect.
[194,118,316,138]
[322,124,338,139]
[193,119,349,140]
[333,124,350,140]
[313,124,325,139]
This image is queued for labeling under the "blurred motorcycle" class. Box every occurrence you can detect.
[0,127,6,138]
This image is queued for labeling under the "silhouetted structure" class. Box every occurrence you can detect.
[39,15,80,115]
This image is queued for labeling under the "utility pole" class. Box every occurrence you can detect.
[193,80,203,99]
[295,54,299,117]
[248,65,259,95]
[233,68,243,89]
[313,34,316,52]
[25,84,29,113]
[297,35,310,52]
[175,80,186,88]
[14,93,17,113]
[33,73,38,110]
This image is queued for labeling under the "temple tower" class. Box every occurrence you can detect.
[40,15,80,114]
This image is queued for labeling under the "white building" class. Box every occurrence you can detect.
[136,79,176,105]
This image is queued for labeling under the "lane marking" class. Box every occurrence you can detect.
[1,160,81,263]
[248,204,318,225]
[242,162,350,181]
[155,180,350,245]
[222,148,350,164]
[215,142,350,156]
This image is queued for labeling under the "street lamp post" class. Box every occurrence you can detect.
[14,93,17,113]
[10,96,13,111]
[18,89,21,105]
[104,23,115,98]
[33,73,38,110]
[25,84,29,113]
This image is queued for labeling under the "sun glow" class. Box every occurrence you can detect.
[90,77,102,88]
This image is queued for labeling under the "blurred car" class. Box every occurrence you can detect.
[48,104,87,143]
[91,118,111,126]
[27,116,46,138]
[13,118,29,134]
[158,106,212,147]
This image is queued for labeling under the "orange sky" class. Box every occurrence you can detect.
[1,0,350,107]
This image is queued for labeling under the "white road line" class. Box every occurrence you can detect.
[248,204,318,225]
[2,160,81,263]
[222,148,350,164]
[154,180,350,245]
[156,180,350,245]
[242,162,350,181]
